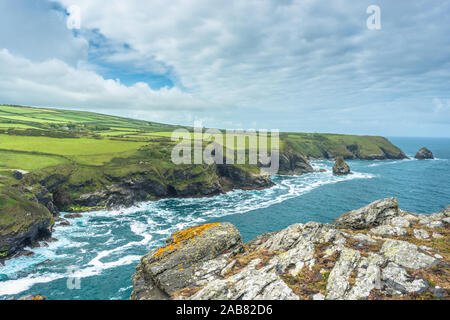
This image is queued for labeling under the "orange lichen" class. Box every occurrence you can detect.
[153,223,221,258]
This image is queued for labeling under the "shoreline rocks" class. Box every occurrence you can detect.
[415,147,434,160]
[332,156,351,176]
[131,198,449,300]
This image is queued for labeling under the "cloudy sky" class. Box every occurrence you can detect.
[1,1,449,137]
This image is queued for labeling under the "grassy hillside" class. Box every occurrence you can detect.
[0,104,407,259]
[0,103,406,202]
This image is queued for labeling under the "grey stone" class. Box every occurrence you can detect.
[370,225,407,237]
[413,229,430,240]
[325,248,360,300]
[381,239,437,270]
[382,263,428,294]
[334,198,399,230]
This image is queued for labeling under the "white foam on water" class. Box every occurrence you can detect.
[1,163,376,298]
[0,273,63,296]
[88,222,152,269]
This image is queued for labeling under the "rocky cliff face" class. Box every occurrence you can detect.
[0,190,54,261]
[75,164,274,209]
[131,198,449,300]
[278,150,314,175]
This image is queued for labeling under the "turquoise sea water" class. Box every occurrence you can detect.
[0,137,449,300]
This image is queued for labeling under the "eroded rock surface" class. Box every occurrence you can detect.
[131,198,450,300]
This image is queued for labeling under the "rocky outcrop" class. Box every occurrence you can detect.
[278,150,314,175]
[131,223,243,300]
[131,198,449,300]
[77,165,273,209]
[334,198,399,229]
[332,157,351,176]
[18,294,47,300]
[0,191,54,261]
[415,147,434,160]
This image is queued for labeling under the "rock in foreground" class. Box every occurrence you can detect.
[332,156,351,176]
[131,198,449,300]
[415,147,434,160]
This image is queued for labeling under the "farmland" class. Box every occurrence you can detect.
[0,104,407,259]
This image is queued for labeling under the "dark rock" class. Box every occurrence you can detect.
[56,218,71,226]
[35,259,53,267]
[0,198,54,260]
[431,286,447,298]
[216,164,274,190]
[332,156,351,175]
[64,213,82,219]
[76,165,273,209]
[29,242,41,249]
[414,147,434,160]
[12,249,35,258]
[278,150,314,175]
[13,170,24,180]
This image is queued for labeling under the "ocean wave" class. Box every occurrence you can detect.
[0,164,375,298]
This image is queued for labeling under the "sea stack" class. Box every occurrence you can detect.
[332,156,351,175]
[414,147,434,160]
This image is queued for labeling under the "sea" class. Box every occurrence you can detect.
[0,137,449,300]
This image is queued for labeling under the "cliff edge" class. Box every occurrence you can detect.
[131,198,449,300]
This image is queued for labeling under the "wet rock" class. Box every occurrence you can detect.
[35,259,53,267]
[56,218,70,226]
[414,147,434,160]
[64,213,82,219]
[12,249,35,258]
[332,156,351,176]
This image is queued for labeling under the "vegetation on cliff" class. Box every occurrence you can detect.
[0,104,407,259]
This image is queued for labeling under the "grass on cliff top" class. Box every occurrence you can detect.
[0,189,53,236]
[0,104,405,194]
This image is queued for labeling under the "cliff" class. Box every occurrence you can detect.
[131,198,449,300]
[0,105,408,260]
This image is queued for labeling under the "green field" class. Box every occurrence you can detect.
[0,104,408,259]
[0,104,405,173]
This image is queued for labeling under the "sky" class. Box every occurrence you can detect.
[0,0,449,137]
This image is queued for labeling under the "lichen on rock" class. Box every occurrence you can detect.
[131,198,450,300]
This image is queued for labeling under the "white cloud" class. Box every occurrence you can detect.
[0,49,208,117]
[1,0,450,136]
